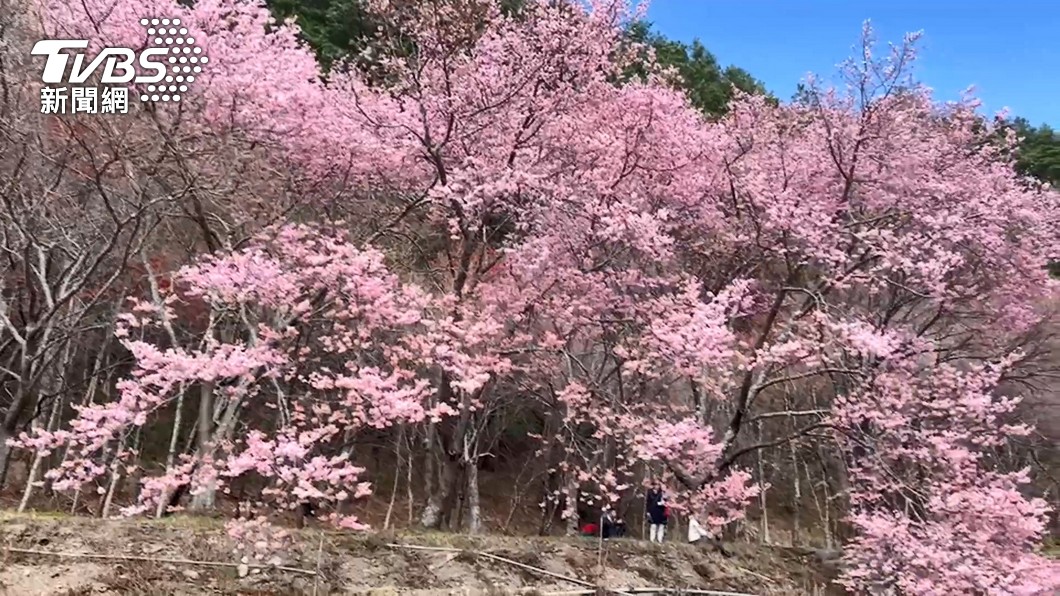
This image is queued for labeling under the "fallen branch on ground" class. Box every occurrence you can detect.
[731,563,775,584]
[1,546,318,576]
[383,542,759,596]
[542,585,758,589]
[385,542,614,592]
[1,541,759,595]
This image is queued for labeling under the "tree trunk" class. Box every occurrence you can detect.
[383,427,403,530]
[189,381,216,512]
[101,437,128,519]
[69,325,112,512]
[538,467,558,536]
[451,472,464,528]
[21,338,75,511]
[564,472,579,536]
[406,429,415,525]
[422,456,460,530]
[419,422,445,528]
[419,375,448,529]
[155,388,186,518]
[756,422,770,544]
[465,449,481,535]
[0,394,27,489]
[788,417,802,545]
[0,427,13,490]
[18,423,45,513]
[18,391,64,512]
[126,427,144,503]
[421,404,472,530]
[420,371,480,530]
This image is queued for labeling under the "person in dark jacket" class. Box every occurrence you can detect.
[601,509,627,539]
[646,481,668,543]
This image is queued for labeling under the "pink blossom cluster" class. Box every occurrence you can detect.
[833,344,1060,593]
[225,516,293,568]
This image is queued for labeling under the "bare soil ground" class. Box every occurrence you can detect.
[0,512,837,595]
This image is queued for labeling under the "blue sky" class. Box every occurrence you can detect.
[645,0,1060,126]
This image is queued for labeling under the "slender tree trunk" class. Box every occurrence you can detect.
[536,412,561,536]
[564,472,579,536]
[0,427,14,490]
[189,381,216,512]
[806,459,833,549]
[420,421,444,528]
[452,466,466,531]
[756,421,770,544]
[18,388,64,512]
[538,467,558,536]
[502,455,535,534]
[70,325,111,511]
[692,379,707,425]
[101,437,128,518]
[406,429,415,525]
[17,417,46,513]
[135,260,191,518]
[641,462,650,541]
[0,383,30,489]
[788,415,802,545]
[383,427,403,530]
[126,427,144,502]
[465,440,482,535]
[155,389,186,518]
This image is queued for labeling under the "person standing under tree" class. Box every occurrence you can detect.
[646,481,668,543]
[601,508,626,539]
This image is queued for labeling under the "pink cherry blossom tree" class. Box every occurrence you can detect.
[689,26,1060,591]
[7,0,1059,592]
[834,346,1060,593]
[17,224,435,527]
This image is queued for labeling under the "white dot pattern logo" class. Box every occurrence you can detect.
[138,17,206,104]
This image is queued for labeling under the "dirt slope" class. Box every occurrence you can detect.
[0,513,836,595]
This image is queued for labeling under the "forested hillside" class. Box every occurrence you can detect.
[1012,118,1060,186]
[1,1,1059,594]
